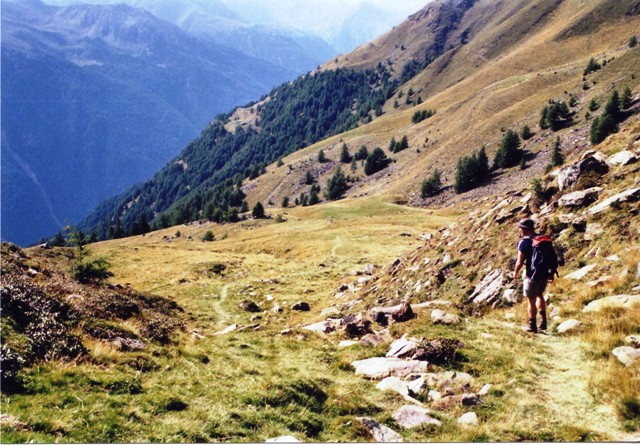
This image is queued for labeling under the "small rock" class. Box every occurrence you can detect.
[265,436,301,443]
[357,417,403,442]
[565,265,596,280]
[214,324,237,335]
[392,405,441,429]
[407,376,426,395]
[584,223,604,241]
[428,390,442,401]
[624,335,640,348]
[239,300,261,312]
[361,333,387,347]
[556,319,581,333]
[113,337,147,351]
[467,269,504,305]
[338,340,360,348]
[0,414,28,431]
[461,394,480,406]
[458,412,479,427]
[291,301,310,311]
[502,288,521,304]
[320,307,341,317]
[303,320,337,333]
[605,255,620,262]
[612,346,640,366]
[376,377,421,404]
[478,384,492,396]
[364,264,376,275]
[587,276,611,287]
[386,334,420,359]
[431,309,460,325]
[391,301,414,322]
[272,304,284,314]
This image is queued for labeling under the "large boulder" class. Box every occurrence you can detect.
[357,417,403,442]
[557,154,609,191]
[587,188,640,215]
[467,269,504,305]
[557,187,602,208]
[352,357,431,380]
[582,295,640,312]
[392,405,441,429]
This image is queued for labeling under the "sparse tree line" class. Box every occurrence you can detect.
[421,83,635,198]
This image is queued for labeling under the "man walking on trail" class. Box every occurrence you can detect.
[514,218,558,333]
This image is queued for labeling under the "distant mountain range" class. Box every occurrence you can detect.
[1,0,335,245]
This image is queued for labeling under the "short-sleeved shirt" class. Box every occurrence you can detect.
[518,234,537,278]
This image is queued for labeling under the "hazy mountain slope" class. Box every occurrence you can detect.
[1,0,295,245]
[243,0,639,209]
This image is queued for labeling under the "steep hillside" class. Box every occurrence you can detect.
[1,0,296,246]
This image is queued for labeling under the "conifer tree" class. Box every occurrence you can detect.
[318,149,327,163]
[364,148,391,175]
[421,169,442,198]
[551,137,564,166]
[252,202,266,219]
[339,144,351,163]
[493,130,522,169]
[325,167,349,201]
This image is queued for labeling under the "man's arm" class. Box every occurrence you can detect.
[514,251,525,283]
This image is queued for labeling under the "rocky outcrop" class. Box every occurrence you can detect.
[557,154,609,191]
[606,150,637,167]
[557,187,602,208]
[582,295,640,312]
[587,188,640,215]
[466,269,504,305]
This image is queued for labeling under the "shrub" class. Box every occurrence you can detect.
[325,167,349,201]
[354,146,368,161]
[629,35,638,48]
[317,149,328,163]
[421,169,442,198]
[583,57,601,76]
[71,257,113,284]
[411,109,435,124]
[551,137,564,166]
[521,125,533,140]
[201,230,215,242]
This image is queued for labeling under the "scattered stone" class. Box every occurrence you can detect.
[584,223,604,241]
[458,412,479,427]
[556,319,581,334]
[0,414,28,431]
[624,335,640,348]
[344,319,373,338]
[607,150,638,167]
[265,435,301,443]
[291,301,311,311]
[478,384,492,396]
[606,255,621,262]
[558,187,602,208]
[320,307,341,317]
[467,269,504,305]
[612,347,640,366]
[502,288,521,304]
[272,304,284,314]
[361,333,388,347]
[391,301,414,322]
[431,309,461,325]
[587,276,611,287]
[280,328,293,335]
[386,334,420,359]
[113,337,147,352]
[364,264,376,275]
[351,357,431,380]
[425,371,474,392]
[461,394,481,406]
[191,329,205,340]
[421,233,433,241]
[582,295,640,312]
[214,324,237,335]
[557,155,609,191]
[338,340,360,348]
[239,300,261,313]
[376,377,422,404]
[565,265,596,280]
[428,390,442,401]
[357,417,403,442]
[588,188,640,216]
[303,320,337,333]
[407,376,426,395]
[392,405,441,429]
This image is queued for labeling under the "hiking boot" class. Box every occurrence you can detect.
[538,319,548,331]
[525,318,538,333]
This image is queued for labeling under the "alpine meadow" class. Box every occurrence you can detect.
[2,0,640,442]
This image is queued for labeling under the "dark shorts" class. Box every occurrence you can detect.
[524,277,547,298]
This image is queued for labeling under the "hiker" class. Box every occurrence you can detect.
[513,218,558,333]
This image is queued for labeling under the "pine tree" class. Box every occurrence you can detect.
[493,130,522,169]
[551,137,564,166]
[339,144,351,163]
[621,86,633,109]
[629,35,638,48]
[355,146,368,161]
[305,170,315,185]
[318,149,327,163]
[252,202,266,219]
[388,137,397,153]
[282,197,289,208]
[521,125,533,140]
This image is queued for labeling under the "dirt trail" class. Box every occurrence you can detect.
[536,334,624,439]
